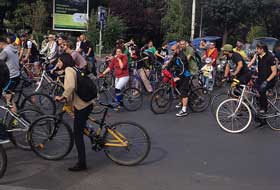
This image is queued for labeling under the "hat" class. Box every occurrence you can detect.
[221,44,233,52]
[10,35,17,43]
[205,57,212,64]
[48,34,56,39]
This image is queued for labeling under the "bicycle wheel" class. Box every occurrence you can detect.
[0,145,7,179]
[150,86,173,114]
[20,92,56,115]
[122,88,143,111]
[210,92,230,117]
[266,98,280,131]
[189,88,211,112]
[28,116,74,160]
[104,121,151,166]
[92,91,109,114]
[98,62,107,73]
[8,107,43,150]
[216,98,252,133]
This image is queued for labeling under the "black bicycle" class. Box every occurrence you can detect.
[28,103,151,166]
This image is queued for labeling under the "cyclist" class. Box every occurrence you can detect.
[254,43,277,114]
[100,47,129,109]
[55,53,93,172]
[79,34,97,76]
[0,36,20,113]
[155,41,169,65]
[40,34,58,63]
[19,33,40,76]
[222,44,251,86]
[233,41,249,61]
[164,44,191,117]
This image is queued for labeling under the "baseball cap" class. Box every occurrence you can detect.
[221,44,233,52]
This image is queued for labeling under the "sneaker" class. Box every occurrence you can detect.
[176,110,189,117]
[114,106,121,111]
[175,103,182,109]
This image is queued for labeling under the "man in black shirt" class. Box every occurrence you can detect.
[255,42,277,113]
[222,44,251,85]
[155,42,169,64]
[79,34,96,76]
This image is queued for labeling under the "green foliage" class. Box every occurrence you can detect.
[161,0,191,41]
[87,9,127,52]
[246,26,268,43]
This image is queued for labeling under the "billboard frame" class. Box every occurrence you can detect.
[53,0,89,32]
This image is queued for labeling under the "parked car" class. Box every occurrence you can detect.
[247,37,279,58]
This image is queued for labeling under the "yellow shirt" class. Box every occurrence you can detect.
[233,48,248,60]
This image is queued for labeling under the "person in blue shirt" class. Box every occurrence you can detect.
[165,44,191,117]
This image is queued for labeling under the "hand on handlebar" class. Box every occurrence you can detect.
[98,73,105,78]
[55,96,66,102]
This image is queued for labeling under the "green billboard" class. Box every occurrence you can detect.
[53,0,88,31]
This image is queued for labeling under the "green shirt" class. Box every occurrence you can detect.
[124,48,132,64]
[145,47,157,54]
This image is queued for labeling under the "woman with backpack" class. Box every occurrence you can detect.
[55,53,93,172]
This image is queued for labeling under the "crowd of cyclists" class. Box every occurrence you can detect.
[0,31,279,172]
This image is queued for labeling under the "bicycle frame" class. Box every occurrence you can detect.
[0,105,30,132]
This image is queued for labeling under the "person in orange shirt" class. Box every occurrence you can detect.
[202,42,218,67]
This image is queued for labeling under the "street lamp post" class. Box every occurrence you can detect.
[191,0,196,41]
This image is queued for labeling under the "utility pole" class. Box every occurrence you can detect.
[99,23,102,57]
[191,0,196,41]
[199,6,204,38]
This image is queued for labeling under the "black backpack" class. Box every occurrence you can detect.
[73,67,97,102]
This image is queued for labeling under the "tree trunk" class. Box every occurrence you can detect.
[222,28,228,45]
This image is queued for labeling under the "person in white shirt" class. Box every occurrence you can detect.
[40,34,58,63]
[201,57,214,91]
[75,36,81,51]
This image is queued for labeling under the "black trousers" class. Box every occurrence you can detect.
[257,80,275,112]
[74,104,93,165]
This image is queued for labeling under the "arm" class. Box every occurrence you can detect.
[233,61,243,77]
[119,55,128,70]
[40,42,49,54]
[155,50,164,59]
[61,68,76,102]
[247,54,257,68]
[211,49,218,65]
[0,51,7,61]
[48,42,57,60]
[266,65,277,82]
[86,47,92,57]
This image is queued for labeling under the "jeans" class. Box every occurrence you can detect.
[203,76,214,91]
[73,104,93,165]
[87,57,97,76]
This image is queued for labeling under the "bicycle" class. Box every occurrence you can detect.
[93,76,143,114]
[0,103,43,150]
[150,69,211,114]
[28,103,151,165]
[216,84,280,133]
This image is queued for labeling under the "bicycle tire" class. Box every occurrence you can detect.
[122,88,143,111]
[20,92,56,115]
[189,88,211,112]
[210,92,230,117]
[104,121,151,166]
[8,107,43,151]
[0,145,7,179]
[92,90,109,114]
[150,86,173,114]
[216,98,252,134]
[98,62,107,73]
[28,115,74,160]
[266,98,280,131]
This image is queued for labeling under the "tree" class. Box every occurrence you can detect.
[87,9,127,52]
[204,0,264,44]
[161,0,191,41]
[246,26,267,43]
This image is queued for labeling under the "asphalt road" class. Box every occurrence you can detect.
[1,91,280,190]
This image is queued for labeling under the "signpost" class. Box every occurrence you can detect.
[97,6,107,57]
[53,0,89,31]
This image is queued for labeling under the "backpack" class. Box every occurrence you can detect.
[73,67,97,102]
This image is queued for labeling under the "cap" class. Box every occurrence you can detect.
[221,44,233,52]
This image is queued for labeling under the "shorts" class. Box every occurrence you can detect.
[3,76,20,94]
[29,55,40,64]
[236,72,251,85]
[177,77,190,98]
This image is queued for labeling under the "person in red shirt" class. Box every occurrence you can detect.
[202,41,218,90]
[101,47,129,104]
[202,42,218,67]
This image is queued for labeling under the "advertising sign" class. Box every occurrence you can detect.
[53,0,89,31]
